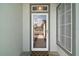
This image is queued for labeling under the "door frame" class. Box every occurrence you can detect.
[30,4,50,51]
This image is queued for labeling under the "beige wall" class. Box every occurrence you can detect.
[23,3,58,51]
[23,3,30,51]
[0,3,23,56]
[76,3,79,56]
[17,3,74,56]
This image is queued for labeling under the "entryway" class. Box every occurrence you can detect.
[31,4,49,51]
[30,4,49,56]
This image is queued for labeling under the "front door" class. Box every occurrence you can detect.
[31,4,49,51]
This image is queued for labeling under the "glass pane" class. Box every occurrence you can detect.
[66,11,71,24]
[66,24,71,37]
[66,37,71,52]
[32,5,48,12]
[66,3,71,10]
[33,14,47,48]
[33,7,37,10]
[60,35,66,47]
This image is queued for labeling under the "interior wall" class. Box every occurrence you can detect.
[22,4,71,56]
[0,3,23,56]
[50,4,57,51]
[23,3,30,51]
[23,3,58,52]
[76,3,79,56]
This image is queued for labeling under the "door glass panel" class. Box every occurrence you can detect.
[33,14,47,48]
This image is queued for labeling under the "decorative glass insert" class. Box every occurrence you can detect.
[31,5,48,12]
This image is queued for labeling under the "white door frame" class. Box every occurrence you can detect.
[31,13,49,51]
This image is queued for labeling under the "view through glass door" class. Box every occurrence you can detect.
[31,4,49,51]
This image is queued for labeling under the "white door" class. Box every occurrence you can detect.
[31,13,49,51]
